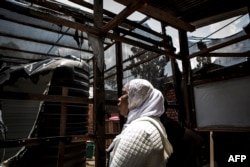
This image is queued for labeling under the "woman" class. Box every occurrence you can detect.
[107,79,173,167]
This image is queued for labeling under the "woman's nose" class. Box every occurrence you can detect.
[117,97,121,106]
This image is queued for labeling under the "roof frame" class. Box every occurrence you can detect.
[114,0,195,31]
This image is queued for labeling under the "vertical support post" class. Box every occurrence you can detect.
[210,131,214,167]
[161,23,183,122]
[93,0,106,167]
[115,30,125,129]
[178,29,192,127]
[57,87,68,167]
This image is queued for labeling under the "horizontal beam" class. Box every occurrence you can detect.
[1,91,92,104]
[0,135,96,148]
[206,51,250,57]
[188,33,250,59]
[115,0,195,32]
[69,0,166,40]
[101,0,147,33]
[106,32,180,60]
[195,127,250,132]
[0,0,100,35]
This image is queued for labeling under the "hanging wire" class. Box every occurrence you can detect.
[47,26,84,62]
[189,14,246,49]
[47,26,71,55]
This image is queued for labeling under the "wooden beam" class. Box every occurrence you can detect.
[188,33,250,59]
[0,46,59,60]
[106,32,181,59]
[0,32,92,54]
[104,16,150,51]
[101,0,147,33]
[115,0,195,32]
[117,27,165,47]
[192,7,248,28]
[115,31,125,129]
[123,53,161,71]
[206,51,250,57]
[0,135,96,148]
[57,87,68,167]
[25,0,94,23]
[22,0,172,52]
[27,0,172,51]
[70,0,166,41]
[123,50,148,63]
[1,0,100,35]
[92,1,106,167]
[0,91,92,104]
[195,127,250,132]
[178,29,192,127]
[210,131,215,167]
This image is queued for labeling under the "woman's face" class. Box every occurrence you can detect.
[118,87,129,117]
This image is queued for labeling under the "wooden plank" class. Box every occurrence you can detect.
[0,46,57,60]
[0,91,92,104]
[117,27,165,47]
[210,131,214,167]
[57,87,68,167]
[101,0,147,33]
[0,0,100,35]
[106,32,180,59]
[195,127,250,132]
[178,29,192,127]
[2,0,176,55]
[69,0,166,40]
[103,16,150,51]
[123,53,161,71]
[25,0,94,23]
[0,32,92,54]
[115,31,124,129]
[205,51,250,57]
[92,1,106,167]
[114,0,195,32]
[0,135,96,148]
[188,33,250,59]
[193,7,248,28]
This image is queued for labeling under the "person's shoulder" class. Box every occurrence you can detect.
[128,120,153,129]
[125,119,158,135]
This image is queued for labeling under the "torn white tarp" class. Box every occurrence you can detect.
[0,56,88,86]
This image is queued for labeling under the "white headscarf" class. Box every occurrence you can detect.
[106,79,169,155]
[123,79,165,126]
[106,79,171,155]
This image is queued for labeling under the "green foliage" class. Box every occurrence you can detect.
[129,46,168,93]
[104,46,168,92]
[105,68,117,89]
[196,56,211,68]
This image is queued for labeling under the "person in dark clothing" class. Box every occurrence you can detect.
[160,101,204,167]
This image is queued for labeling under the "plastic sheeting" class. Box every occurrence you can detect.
[194,75,250,128]
[0,57,90,166]
[0,56,88,86]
